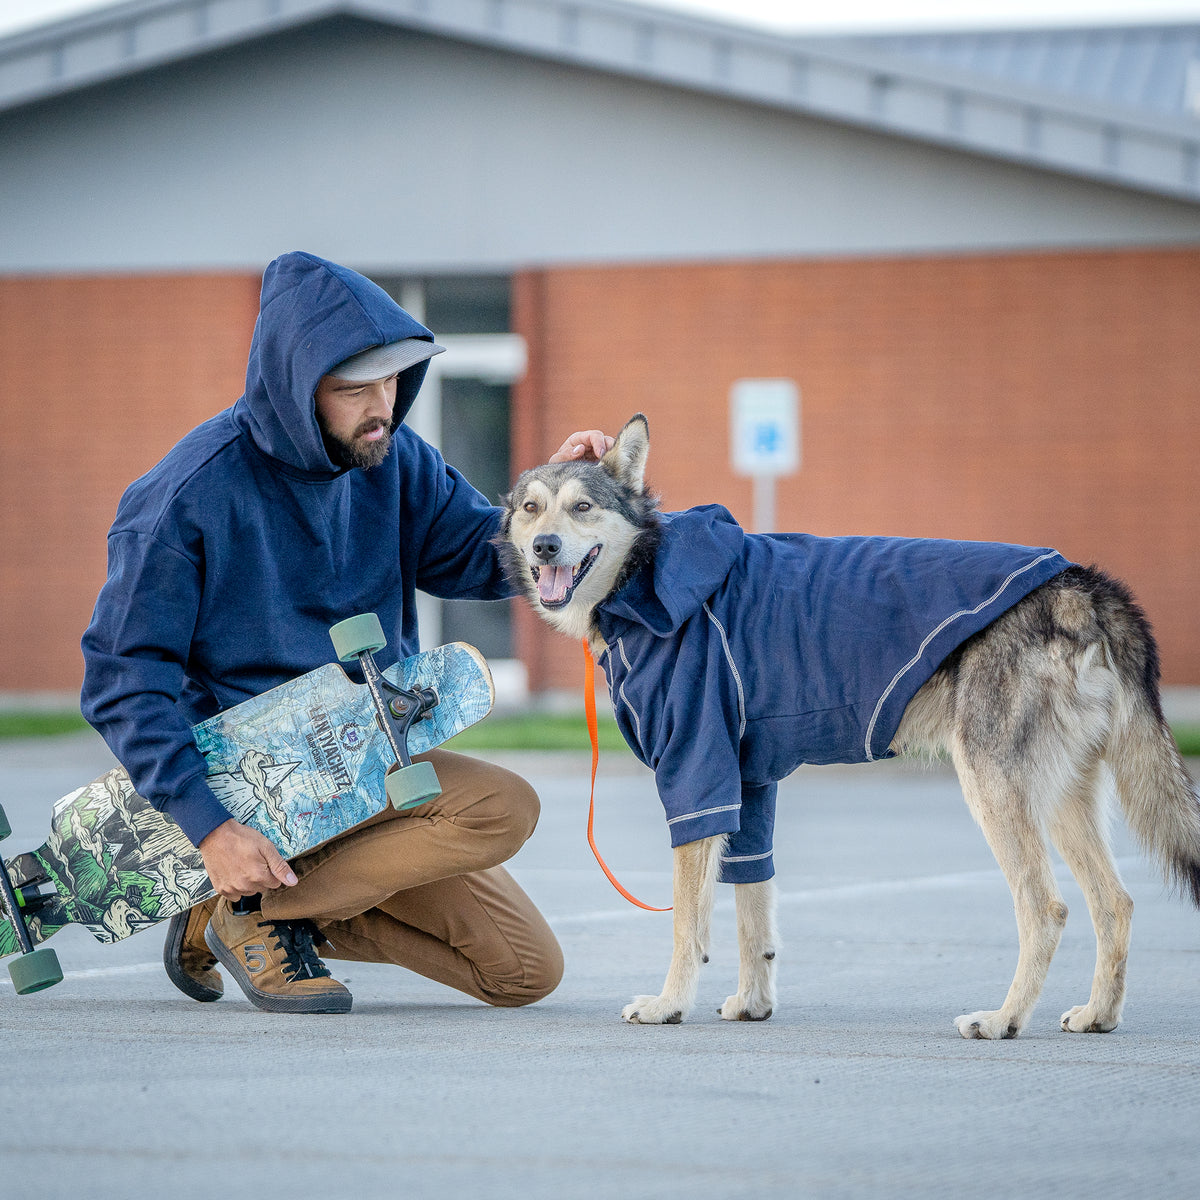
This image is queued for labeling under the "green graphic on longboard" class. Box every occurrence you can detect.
[0,617,493,993]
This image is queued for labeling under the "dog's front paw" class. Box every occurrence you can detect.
[622,994,686,1024]
[954,1009,1022,1040]
[719,992,773,1022]
[1060,1004,1120,1033]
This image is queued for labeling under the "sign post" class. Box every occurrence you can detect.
[730,378,800,533]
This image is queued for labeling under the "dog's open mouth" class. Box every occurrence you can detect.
[531,545,602,609]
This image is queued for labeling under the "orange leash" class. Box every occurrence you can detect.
[583,639,671,912]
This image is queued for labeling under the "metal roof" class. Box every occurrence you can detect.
[843,22,1200,125]
[0,0,1197,205]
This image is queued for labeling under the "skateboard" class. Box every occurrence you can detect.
[0,614,493,995]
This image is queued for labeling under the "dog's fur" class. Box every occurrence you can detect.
[500,415,1200,1037]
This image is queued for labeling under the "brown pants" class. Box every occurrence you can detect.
[259,749,563,1007]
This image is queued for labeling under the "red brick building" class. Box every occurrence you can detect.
[1,4,1198,696]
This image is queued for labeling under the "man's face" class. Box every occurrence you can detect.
[314,372,400,470]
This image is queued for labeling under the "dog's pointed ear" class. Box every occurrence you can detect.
[600,414,649,493]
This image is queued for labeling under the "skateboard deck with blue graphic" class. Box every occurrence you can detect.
[0,638,493,985]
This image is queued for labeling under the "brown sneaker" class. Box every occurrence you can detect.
[163,898,223,1002]
[204,899,352,1014]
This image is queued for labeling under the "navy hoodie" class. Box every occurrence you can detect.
[594,506,1071,884]
[81,252,509,846]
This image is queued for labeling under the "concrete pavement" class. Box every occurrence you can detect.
[1,731,1198,1199]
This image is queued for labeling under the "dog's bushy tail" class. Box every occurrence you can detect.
[1091,569,1200,908]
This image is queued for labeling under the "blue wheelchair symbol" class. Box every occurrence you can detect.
[752,423,784,456]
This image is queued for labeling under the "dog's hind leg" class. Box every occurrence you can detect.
[1049,763,1133,1033]
[719,879,779,1021]
[953,755,1068,1040]
[623,835,724,1025]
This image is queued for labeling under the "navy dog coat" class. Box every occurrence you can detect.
[594,505,1072,884]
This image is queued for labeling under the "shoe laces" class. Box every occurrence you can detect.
[260,918,332,982]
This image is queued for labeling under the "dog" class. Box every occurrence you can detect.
[499,414,1200,1038]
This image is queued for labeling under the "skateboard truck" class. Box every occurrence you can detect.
[10,875,57,915]
[329,614,443,810]
[0,807,65,994]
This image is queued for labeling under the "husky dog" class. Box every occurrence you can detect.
[500,414,1200,1038]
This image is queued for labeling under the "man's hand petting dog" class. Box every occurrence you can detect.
[549,430,614,463]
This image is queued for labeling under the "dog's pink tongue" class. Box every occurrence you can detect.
[538,565,572,603]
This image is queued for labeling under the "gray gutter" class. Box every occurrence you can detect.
[1,0,1197,203]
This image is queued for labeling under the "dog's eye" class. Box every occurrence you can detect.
[523,502,539,514]
[574,502,591,513]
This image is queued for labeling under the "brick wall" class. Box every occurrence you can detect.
[4,250,1197,699]
[512,248,1200,690]
[0,272,260,692]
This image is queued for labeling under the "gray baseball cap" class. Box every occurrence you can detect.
[328,337,446,382]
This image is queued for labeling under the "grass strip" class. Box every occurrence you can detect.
[0,711,91,740]
[1173,724,1200,758]
[3,709,1199,759]
[445,712,631,753]
[0,708,630,753]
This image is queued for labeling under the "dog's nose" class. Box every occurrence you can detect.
[532,534,561,561]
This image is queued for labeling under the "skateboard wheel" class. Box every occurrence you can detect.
[0,802,10,840]
[329,613,387,662]
[385,761,441,810]
[8,947,63,995]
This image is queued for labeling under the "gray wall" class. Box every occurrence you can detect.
[2,16,1200,275]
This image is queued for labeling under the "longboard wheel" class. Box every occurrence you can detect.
[9,947,63,995]
[329,613,387,663]
[385,761,441,810]
[0,802,10,840]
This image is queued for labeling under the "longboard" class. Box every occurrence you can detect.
[0,638,493,976]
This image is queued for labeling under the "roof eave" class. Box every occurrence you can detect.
[0,0,1196,205]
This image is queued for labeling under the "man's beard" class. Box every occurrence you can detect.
[320,417,393,470]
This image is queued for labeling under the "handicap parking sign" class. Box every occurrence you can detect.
[730,379,800,477]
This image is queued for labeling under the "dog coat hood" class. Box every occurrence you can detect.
[602,505,745,635]
[594,505,1071,884]
[81,253,507,846]
[234,250,438,475]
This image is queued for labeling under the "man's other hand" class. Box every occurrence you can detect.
[198,818,298,900]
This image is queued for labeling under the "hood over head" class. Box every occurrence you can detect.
[600,505,744,637]
[235,251,438,474]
